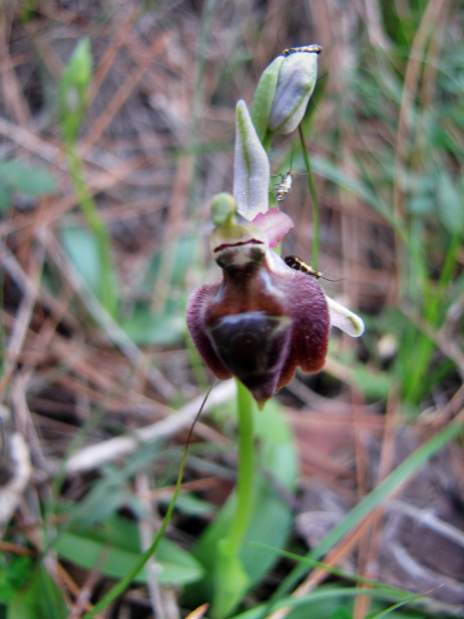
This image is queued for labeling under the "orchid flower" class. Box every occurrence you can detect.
[187,100,364,406]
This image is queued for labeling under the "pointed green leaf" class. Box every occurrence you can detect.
[0,160,56,197]
[54,515,204,586]
[437,170,463,235]
[8,565,67,619]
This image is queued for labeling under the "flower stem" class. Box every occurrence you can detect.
[229,380,255,547]
[298,124,320,268]
[212,380,255,618]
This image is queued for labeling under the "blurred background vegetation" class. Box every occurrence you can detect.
[0,1,463,618]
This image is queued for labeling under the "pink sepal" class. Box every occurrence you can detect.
[251,208,294,247]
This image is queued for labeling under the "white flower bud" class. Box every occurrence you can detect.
[268,45,320,135]
[233,100,270,220]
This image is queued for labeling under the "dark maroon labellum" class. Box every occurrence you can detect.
[208,311,291,403]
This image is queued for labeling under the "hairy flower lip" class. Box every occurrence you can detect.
[213,239,265,253]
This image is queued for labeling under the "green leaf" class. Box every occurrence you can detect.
[184,400,297,609]
[8,565,67,619]
[232,582,430,619]
[0,160,56,196]
[437,170,464,235]
[54,515,203,586]
[144,234,198,290]
[352,365,392,400]
[61,225,119,310]
[329,609,353,619]
[0,182,11,211]
[121,307,185,346]
[169,493,214,517]
[0,556,34,603]
[407,194,433,216]
[231,585,410,619]
[61,226,100,293]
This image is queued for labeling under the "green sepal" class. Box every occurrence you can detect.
[251,56,284,142]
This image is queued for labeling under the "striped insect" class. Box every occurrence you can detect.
[284,255,340,282]
[281,44,322,57]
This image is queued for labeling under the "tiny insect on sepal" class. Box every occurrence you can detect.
[275,172,293,201]
[284,255,345,283]
[284,255,322,278]
[281,44,322,57]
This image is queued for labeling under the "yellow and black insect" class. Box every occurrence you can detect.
[284,255,322,278]
[284,255,340,282]
[281,44,322,57]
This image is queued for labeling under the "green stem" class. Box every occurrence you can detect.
[229,380,255,547]
[298,124,320,268]
[212,380,255,618]
[65,142,117,317]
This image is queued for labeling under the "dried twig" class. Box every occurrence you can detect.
[62,380,234,475]
[81,32,169,154]
[0,12,31,125]
[0,432,32,535]
[0,244,43,398]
